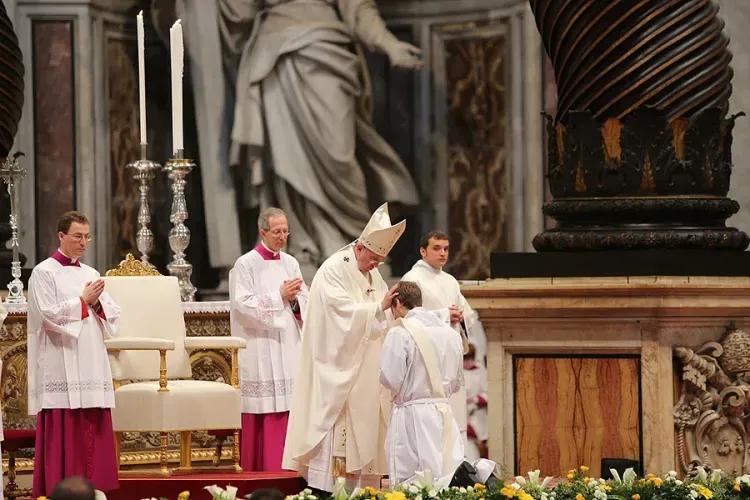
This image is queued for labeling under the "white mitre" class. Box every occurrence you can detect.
[359,203,406,257]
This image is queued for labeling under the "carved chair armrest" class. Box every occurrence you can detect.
[183,337,246,389]
[105,337,176,392]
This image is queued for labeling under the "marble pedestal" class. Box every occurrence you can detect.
[462,276,750,478]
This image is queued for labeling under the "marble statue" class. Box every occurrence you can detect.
[673,323,750,476]
[152,0,422,268]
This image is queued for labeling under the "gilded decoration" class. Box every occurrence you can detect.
[673,323,750,476]
[0,302,232,472]
[105,252,162,277]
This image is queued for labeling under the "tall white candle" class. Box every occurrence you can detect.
[169,19,184,155]
[137,10,147,145]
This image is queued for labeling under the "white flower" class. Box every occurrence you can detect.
[409,486,420,494]
[690,490,699,499]
[676,480,683,486]
[304,490,313,495]
[467,487,474,492]
[428,490,437,498]
[542,476,554,488]
[349,488,363,500]
[696,467,708,483]
[623,468,637,484]
[415,495,423,500]
[742,475,750,485]
[459,488,467,494]
[204,485,239,500]
[609,470,622,483]
[709,470,723,484]
[551,492,556,497]
[541,493,549,500]
[516,476,528,486]
[512,483,521,491]
[668,471,678,478]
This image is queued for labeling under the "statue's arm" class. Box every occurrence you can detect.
[338,0,398,54]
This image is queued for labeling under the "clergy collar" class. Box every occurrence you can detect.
[254,241,281,261]
[52,249,80,267]
[414,259,441,274]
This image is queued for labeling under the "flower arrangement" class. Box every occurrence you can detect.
[286,466,750,500]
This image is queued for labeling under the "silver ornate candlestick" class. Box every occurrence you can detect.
[127,143,160,267]
[0,152,26,303]
[163,149,196,302]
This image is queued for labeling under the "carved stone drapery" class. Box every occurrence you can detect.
[673,323,750,476]
[0,302,233,472]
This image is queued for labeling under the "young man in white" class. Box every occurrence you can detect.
[27,211,121,496]
[283,203,404,492]
[379,281,464,486]
[401,230,484,448]
[229,207,308,471]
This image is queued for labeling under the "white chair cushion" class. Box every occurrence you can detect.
[112,380,241,432]
[102,276,192,380]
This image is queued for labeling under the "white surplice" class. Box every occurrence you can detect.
[283,245,393,492]
[401,260,478,439]
[27,257,120,414]
[229,245,308,413]
[464,364,488,462]
[379,308,464,486]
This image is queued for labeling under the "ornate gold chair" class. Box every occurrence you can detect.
[103,254,246,476]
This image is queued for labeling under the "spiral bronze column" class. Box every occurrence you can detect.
[530,0,749,251]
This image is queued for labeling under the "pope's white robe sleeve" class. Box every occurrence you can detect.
[96,291,120,339]
[379,328,408,394]
[232,261,288,330]
[29,269,86,339]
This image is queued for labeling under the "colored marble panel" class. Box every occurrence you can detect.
[515,356,641,478]
[442,27,510,280]
[33,21,75,261]
[107,39,140,266]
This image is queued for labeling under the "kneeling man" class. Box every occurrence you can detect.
[379,282,464,485]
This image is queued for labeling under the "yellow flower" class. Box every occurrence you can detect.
[575,494,585,500]
[580,466,589,473]
[370,497,376,500]
[385,492,406,500]
[632,495,640,500]
[37,497,48,500]
[567,473,574,480]
[584,477,591,485]
[500,486,517,498]
[178,492,190,500]
[652,478,663,488]
[602,485,612,492]
[569,470,577,475]
[735,484,741,492]
[475,484,487,491]
[518,491,533,500]
[366,487,377,494]
[697,485,713,499]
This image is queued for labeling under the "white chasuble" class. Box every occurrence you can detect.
[229,246,308,413]
[283,245,393,491]
[379,308,465,486]
[27,257,120,414]
[401,260,476,435]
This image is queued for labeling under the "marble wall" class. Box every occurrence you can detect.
[720,0,750,236]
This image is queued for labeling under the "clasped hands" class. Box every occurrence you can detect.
[81,279,105,306]
[280,278,304,302]
[449,305,463,324]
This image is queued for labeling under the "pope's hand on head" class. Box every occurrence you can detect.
[381,284,398,311]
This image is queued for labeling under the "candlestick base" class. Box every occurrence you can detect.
[6,261,24,303]
[163,157,196,302]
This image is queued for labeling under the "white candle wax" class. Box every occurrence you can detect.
[169,19,184,155]
[137,11,147,145]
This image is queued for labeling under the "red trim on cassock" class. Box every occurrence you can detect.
[477,395,487,407]
[467,425,477,439]
[80,298,89,319]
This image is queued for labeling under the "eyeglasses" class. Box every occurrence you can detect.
[67,233,92,242]
[267,229,290,236]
